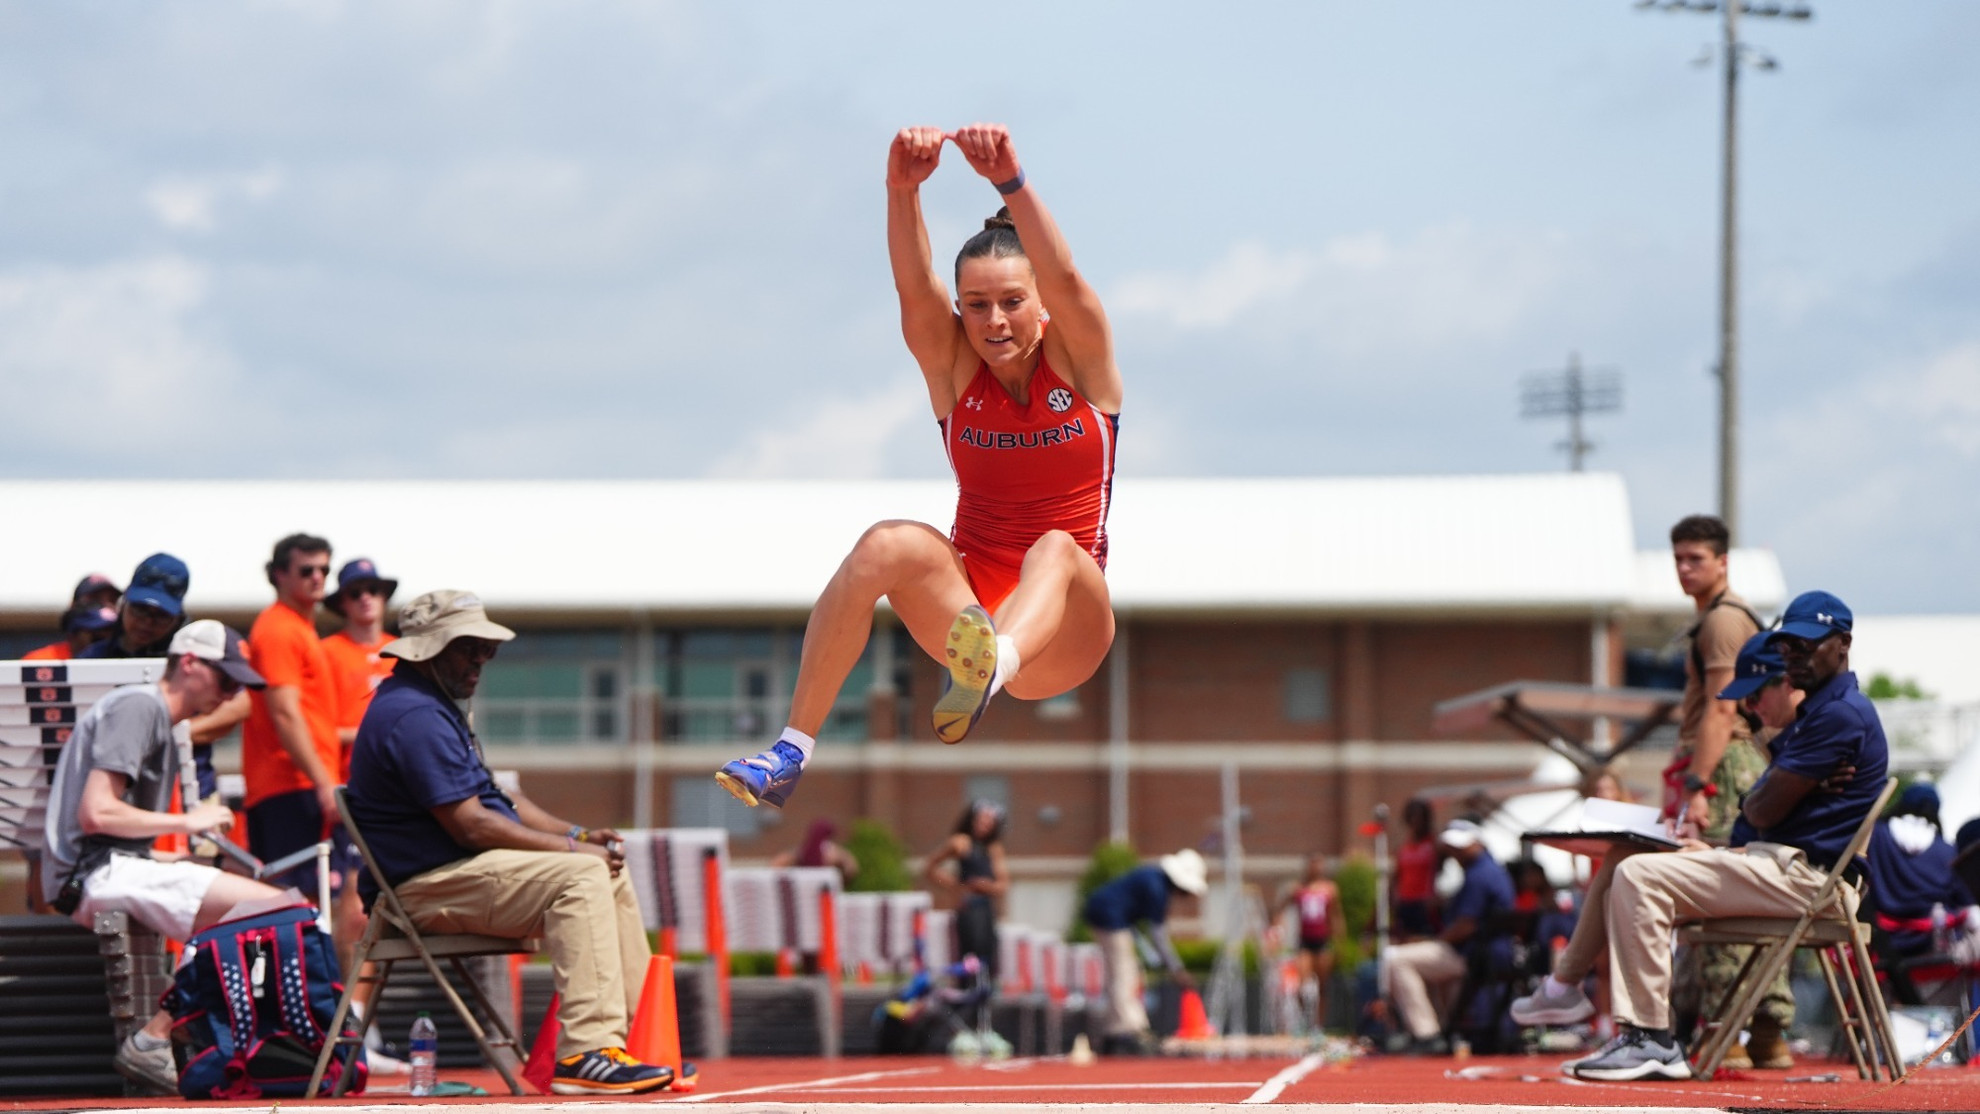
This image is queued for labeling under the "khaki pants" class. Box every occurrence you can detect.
[396,849,651,1059]
[1608,843,1832,1032]
[1095,928,1148,1036]
[1553,845,1653,983]
[1386,939,1465,1040]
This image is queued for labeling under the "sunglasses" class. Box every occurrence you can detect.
[343,582,390,599]
[293,563,331,578]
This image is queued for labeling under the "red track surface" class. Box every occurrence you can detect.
[10,1054,1980,1109]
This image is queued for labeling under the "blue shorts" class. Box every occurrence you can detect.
[246,788,360,896]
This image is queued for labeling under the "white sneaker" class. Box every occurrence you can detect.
[113,1031,178,1096]
[1510,980,1595,1026]
[1569,1027,1691,1082]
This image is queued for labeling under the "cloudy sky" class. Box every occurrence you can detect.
[3,1,1975,612]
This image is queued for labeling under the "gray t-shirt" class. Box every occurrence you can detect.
[41,684,178,904]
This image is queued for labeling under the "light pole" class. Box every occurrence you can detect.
[1638,0,1810,542]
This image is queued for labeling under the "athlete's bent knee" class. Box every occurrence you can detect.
[1021,529,1082,568]
[845,520,944,581]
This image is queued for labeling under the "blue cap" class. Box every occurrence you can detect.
[327,558,399,614]
[1717,631,1787,701]
[1898,783,1940,815]
[63,604,120,633]
[123,552,190,618]
[71,573,121,605]
[1767,589,1852,644]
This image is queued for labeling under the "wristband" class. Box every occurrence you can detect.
[994,168,1026,195]
[566,825,585,842]
[565,835,578,852]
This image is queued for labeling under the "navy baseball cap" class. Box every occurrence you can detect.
[1767,589,1852,644]
[327,558,399,614]
[71,573,121,605]
[63,604,120,633]
[123,552,190,618]
[1717,631,1787,701]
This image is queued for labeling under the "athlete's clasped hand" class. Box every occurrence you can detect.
[886,123,1021,188]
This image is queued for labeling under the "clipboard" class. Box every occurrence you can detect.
[1526,830,1679,858]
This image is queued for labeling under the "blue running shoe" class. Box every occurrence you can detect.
[715,740,806,808]
[932,605,997,745]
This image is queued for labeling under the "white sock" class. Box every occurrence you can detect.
[1543,974,1574,998]
[778,727,816,766]
[989,636,1020,698]
[130,1030,170,1051]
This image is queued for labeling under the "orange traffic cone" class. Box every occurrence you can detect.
[627,955,697,1092]
[1176,987,1216,1040]
[521,992,561,1094]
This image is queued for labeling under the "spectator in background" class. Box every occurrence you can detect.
[316,557,403,1065]
[320,559,399,768]
[81,554,189,660]
[774,818,862,882]
[1867,784,1975,970]
[1277,853,1345,1032]
[1393,799,1440,939]
[1384,818,1515,1054]
[24,604,120,660]
[923,801,1007,986]
[241,534,346,898]
[1082,849,1209,1055]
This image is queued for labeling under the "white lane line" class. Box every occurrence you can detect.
[1240,1051,1326,1104]
[668,1064,943,1102]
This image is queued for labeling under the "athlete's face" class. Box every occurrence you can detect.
[956,256,1043,368]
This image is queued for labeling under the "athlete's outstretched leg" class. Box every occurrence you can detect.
[995,530,1115,701]
[718,520,976,807]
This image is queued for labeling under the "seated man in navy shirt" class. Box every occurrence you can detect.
[1571,590,1890,1082]
[1866,784,1974,974]
[1080,849,1208,1054]
[1384,818,1515,1053]
[344,590,676,1096]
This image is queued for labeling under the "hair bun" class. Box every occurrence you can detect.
[983,206,1015,231]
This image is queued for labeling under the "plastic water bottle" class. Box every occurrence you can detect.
[409,1012,438,1096]
[1932,903,1950,954]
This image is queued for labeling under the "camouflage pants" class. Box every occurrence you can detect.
[1672,738,1795,1031]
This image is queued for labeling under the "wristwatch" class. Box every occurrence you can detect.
[1683,774,1719,798]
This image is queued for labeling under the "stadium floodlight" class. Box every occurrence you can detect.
[1633,0,1811,544]
[1520,353,1623,473]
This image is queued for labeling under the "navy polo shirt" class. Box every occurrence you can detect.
[1731,670,1889,869]
[1866,823,1972,951]
[345,666,520,895]
[1448,852,1515,958]
[1083,865,1174,931]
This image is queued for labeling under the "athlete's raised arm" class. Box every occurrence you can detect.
[948,123,1121,414]
[886,126,966,414]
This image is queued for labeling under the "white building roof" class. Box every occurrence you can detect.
[1849,615,1980,706]
[0,473,1666,618]
[1628,548,1789,616]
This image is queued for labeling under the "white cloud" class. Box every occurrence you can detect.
[0,256,240,435]
[1107,223,1574,362]
[704,380,930,480]
[144,167,285,233]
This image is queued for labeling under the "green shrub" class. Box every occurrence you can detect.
[1332,853,1377,969]
[1175,937,1261,976]
[843,818,915,892]
[1067,840,1140,942]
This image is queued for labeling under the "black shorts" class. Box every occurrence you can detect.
[246,788,360,896]
[1298,937,1333,957]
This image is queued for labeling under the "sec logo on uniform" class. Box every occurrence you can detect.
[1046,387,1073,413]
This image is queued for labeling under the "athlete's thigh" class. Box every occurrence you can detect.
[1004,555,1115,699]
[873,523,982,663]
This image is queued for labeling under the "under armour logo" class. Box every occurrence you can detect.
[1817,612,1833,625]
[964,397,983,410]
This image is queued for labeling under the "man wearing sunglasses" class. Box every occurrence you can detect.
[242,534,348,896]
[42,620,283,1094]
[1569,591,1888,1082]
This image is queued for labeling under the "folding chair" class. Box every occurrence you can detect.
[1683,777,1900,1081]
[307,788,541,1098]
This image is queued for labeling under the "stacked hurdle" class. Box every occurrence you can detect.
[837,891,931,982]
[1,659,174,1096]
[619,828,731,1059]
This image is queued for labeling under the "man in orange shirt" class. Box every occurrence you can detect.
[242,534,347,897]
[318,560,398,960]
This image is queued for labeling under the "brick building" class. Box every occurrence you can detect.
[0,475,1784,926]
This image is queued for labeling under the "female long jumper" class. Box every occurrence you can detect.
[717,124,1122,808]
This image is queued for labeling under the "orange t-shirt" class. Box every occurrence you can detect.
[22,641,71,660]
[320,629,395,781]
[241,602,341,808]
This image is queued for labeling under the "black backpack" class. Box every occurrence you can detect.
[163,900,367,1098]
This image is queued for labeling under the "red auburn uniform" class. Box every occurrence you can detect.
[940,357,1118,612]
